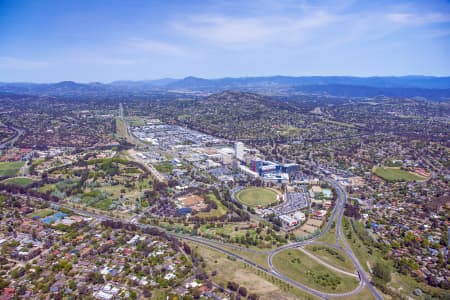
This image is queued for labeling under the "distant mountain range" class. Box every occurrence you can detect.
[166,75,450,89]
[1,76,449,100]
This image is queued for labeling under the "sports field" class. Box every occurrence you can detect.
[235,187,278,207]
[373,167,425,182]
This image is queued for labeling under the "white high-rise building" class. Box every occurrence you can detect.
[234,142,244,160]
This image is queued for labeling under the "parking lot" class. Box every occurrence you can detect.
[271,186,309,216]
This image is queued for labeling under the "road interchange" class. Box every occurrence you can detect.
[12,176,383,299]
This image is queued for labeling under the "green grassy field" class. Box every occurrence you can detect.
[197,223,277,248]
[341,216,378,273]
[90,198,113,210]
[336,286,376,300]
[155,161,173,173]
[272,249,359,293]
[126,116,146,127]
[177,114,191,121]
[315,221,337,244]
[196,193,228,218]
[279,125,306,137]
[224,247,270,269]
[0,161,24,177]
[372,167,425,182]
[189,242,320,300]
[304,245,356,273]
[236,187,278,207]
[115,118,127,138]
[44,157,149,212]
[2,177,34,187]
[115,117,136,144]
[37,183,57,194]
[30,208,55,218]
[323,119,356,128]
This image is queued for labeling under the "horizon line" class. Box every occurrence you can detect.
[2,74,450,85]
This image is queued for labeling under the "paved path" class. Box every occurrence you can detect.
[297,247,358,278]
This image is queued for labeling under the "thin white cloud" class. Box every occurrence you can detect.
[0,56,49,69]
[171,11,336,48]
[173,16,274,45]
[387,12,450,26]
[167,0,450,52]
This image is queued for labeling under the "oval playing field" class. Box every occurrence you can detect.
[235,187,278,207]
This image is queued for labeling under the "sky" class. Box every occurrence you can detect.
[0,0,450,82]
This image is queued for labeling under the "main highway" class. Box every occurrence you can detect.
[12,174,383,299]
[118,103,167,183]
[0,122,24,149]
[265,178,383,299]
[8,106,383,299]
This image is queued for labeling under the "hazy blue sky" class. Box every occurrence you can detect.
[1,0,449,82]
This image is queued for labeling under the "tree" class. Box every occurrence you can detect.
[248,294,259,300]
[129,289,137,299]
[142,287,152,298]
[68,280,77,290]
[373,260,391,283]
[192,287,202,299]
[0,278,9,289]
[227,281,239,291]
[238,286,247,297]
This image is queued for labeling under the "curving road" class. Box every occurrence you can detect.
[297,247,358,278]
[266,179,360,299]
[332,181,383,300]
[0,123,23,149]
[9,176,383,299]
[264,178,383,299]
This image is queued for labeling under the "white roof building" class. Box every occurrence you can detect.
[279,215,298,227]
[293,211,306,222]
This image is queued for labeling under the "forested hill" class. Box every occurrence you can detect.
[1,75,450,100]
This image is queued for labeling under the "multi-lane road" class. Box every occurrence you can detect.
[332,182,383,300]
[119,104,167,183]
[10,172,383,299]
[0,122,23,149]
[180,177,382,299]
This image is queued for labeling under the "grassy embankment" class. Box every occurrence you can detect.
[273,248,359,293]
[304,244,356,273]
[188,242,320,300]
